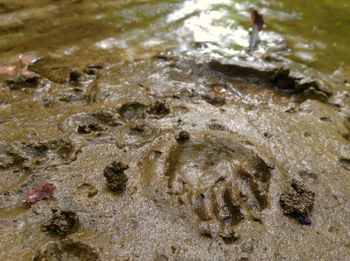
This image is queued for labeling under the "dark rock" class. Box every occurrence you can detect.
[103,161,129,192]
[279,180,315,225]
[42,210,79,237]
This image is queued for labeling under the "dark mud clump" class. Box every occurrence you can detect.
[103,161,129,192]
[33,239,99,261]
[279,180,315,225]
[69,69,83,85]
[175,131,190,144]
[83,63,103,75]
[202,94,226,106]
[339,158,350,171]
[148,100,170,117]
[42,210,80,237]
[77,122,105,135]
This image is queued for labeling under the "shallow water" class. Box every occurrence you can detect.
[0,0,349,73]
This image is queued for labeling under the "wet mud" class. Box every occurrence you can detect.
[42,209,80,238]
[1,52,350,261]
[33,239,100,261]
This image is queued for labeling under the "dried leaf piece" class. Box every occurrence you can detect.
[25,183,56,204]
[42,210,79,237]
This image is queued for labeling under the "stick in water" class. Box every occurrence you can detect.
[249,8,265,52]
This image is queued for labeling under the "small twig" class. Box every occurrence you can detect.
[249,8,265,52]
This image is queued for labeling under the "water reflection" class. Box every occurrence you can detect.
[0,0,349,73]
[164,0,287,63]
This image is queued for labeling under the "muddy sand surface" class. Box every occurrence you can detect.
[1,52,350,260]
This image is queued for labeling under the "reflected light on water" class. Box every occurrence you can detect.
[167,0,249,49]
[164,0,287,60]
[0,0,347,73]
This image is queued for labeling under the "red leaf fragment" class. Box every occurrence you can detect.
[251,8,264,31]
[25,183,56,204]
